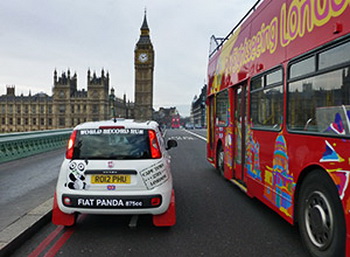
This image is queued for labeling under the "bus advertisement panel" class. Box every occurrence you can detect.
[207,0,350,256]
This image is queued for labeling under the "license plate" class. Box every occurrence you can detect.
[91,175,131,184]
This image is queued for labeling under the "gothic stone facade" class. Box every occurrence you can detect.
[0,70,132,133]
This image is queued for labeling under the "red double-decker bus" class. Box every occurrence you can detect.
[171,116,180,129]
[206,0,350,256]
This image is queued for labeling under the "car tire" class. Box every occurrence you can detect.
[64,213,78,228]
[297,170,346,257]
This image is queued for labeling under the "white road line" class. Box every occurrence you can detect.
[183,129,207,142]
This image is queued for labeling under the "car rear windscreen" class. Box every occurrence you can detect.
[72,128,151,160]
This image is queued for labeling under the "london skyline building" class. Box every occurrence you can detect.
[134,11,155,120]
[0,11,157,133]
[0,69,132,133]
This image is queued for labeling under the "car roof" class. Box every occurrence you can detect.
[74,119,160,131]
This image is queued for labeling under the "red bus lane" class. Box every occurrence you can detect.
[28,215,86,257]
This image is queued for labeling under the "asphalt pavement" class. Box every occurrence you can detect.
[0,129,309,257]
[0,149,65,257]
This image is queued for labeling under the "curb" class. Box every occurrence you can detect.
[0,198,53,257]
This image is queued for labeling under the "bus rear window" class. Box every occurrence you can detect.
[72,129,151,160]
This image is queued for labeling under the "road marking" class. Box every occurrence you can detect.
[183,129,207,142]
[167,135,195,141]
[28,226,64,257]
[28,214,86,257]
[129,215,139,228]
[43,227,75,257]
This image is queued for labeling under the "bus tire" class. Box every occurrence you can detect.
[216,144,224,176]
[297,170,345,257]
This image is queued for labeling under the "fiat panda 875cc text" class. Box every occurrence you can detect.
[52,119,177,227]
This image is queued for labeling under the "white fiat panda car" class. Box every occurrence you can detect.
[52,119,177,227]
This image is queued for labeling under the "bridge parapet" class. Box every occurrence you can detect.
[0,129,72,163]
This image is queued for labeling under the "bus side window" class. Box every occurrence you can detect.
[288,40,350,136]
[216,90,229,126]
[251,68,283,130]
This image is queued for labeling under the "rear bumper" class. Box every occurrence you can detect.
[56,185,172,215]
[62,193,162,209]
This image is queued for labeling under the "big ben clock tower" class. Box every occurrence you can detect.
[134,10,154,120]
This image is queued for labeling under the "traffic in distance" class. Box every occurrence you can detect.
[52,118,178,227]
[206,0,350,256]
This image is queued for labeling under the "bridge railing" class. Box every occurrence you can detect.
[0,129,72,164]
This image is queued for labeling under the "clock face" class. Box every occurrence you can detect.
[138,53,148,63]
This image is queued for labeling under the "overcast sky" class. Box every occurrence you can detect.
[0,0,256,117]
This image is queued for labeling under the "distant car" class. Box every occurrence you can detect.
[185,123,194,129]
[52,119,177,227]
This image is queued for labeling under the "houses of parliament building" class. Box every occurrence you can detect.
[0,12,154,133]
[0,69,133,133]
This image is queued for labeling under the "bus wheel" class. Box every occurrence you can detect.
[297,171,345,257]
[216,145,224,176]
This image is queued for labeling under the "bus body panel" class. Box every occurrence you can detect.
[208,0,350,95]
[245,128,350,222]
[207,0,350,255]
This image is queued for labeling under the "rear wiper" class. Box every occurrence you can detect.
[109,154,128,160]
[109,155,146,160]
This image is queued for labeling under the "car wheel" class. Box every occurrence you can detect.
[297,170,345,257]
[64,213,77,228]
[216,145,224,176]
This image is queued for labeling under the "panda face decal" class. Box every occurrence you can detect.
[66,160,87,190]
[69,161,77,171]
[77,162,85,172]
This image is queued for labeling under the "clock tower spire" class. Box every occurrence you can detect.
[134,10,154,120]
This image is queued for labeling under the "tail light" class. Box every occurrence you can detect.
[148,130,162,159]
[151,197,161,206]
[66,130,77,159]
